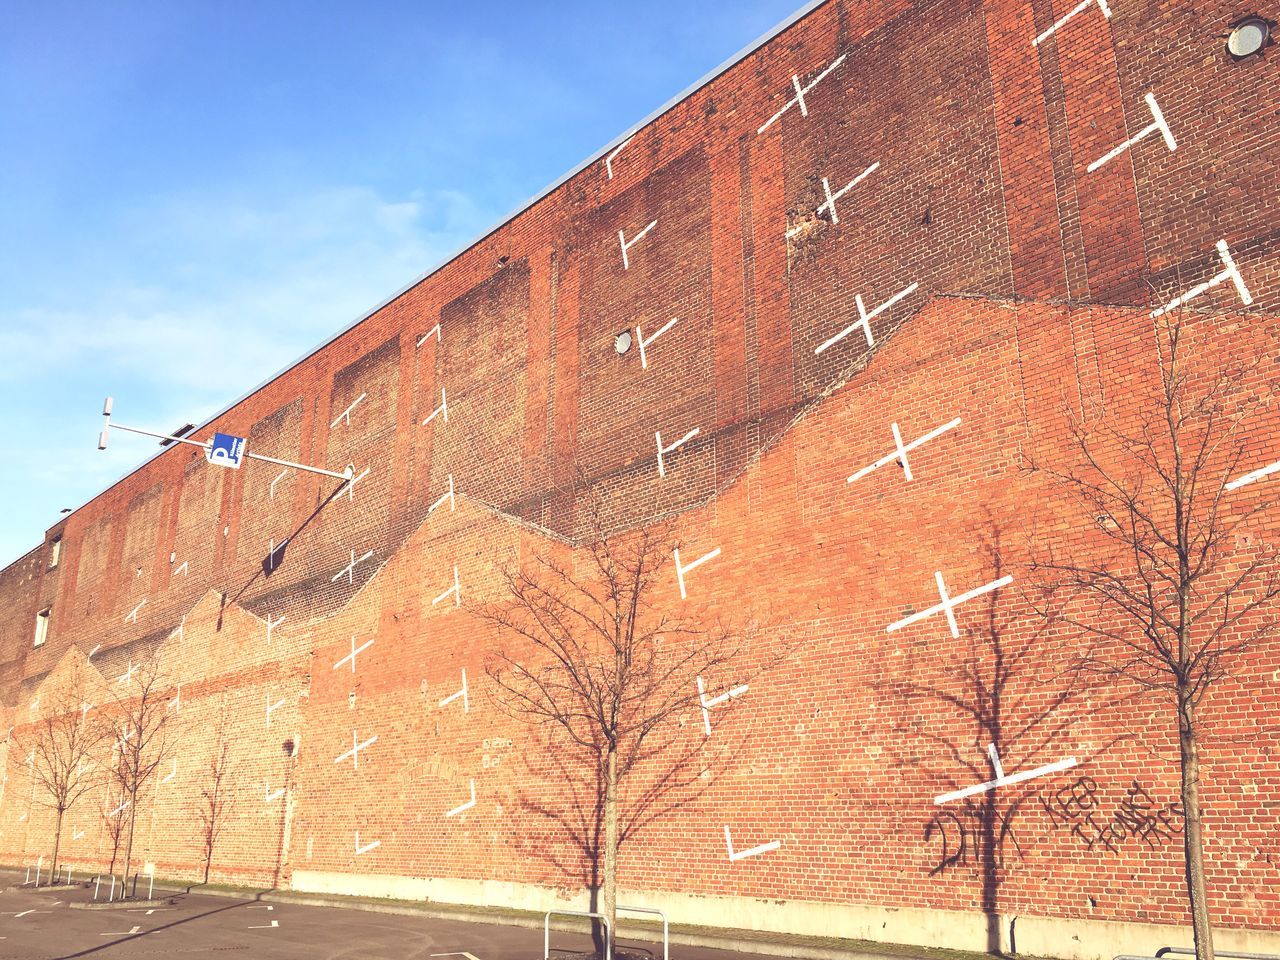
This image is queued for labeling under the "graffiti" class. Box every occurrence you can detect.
[1040,776,1183,854]
[924,810,970,875]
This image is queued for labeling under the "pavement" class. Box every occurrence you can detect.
[0,879,803,960]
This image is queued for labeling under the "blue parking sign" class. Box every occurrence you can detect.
[207,432,248,470]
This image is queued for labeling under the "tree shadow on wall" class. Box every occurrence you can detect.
[512,720,740,957]
[879,521,1117,956]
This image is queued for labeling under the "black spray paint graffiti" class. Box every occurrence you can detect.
[924,810,971,875]
[1039,776,1184,854]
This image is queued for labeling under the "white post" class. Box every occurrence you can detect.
[94,875,101,900]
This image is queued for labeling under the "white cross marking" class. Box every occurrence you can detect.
[265,695,286,727]
[117,661,140,686]
[656,428,700,478]
[1151,239,1253,320]
[1033,0,1112,46]
[697,675,749,736]
[635,316,678,370]
[815,282,919,355]
[160,759,177,785]
[108,798,132,818]
[618,220,657,270]
[1087,92,1177,173]
[847,417,962,485]
[438,669,468,712]
[433,565,462,607]
[72,828,85,841]
[343,467,372,501]
[605,135,634,179]
[422,388,449,427]
[674,546,721,600]
[331,549,374,584]
[887,572,1014,638]
[266,613,286,644]
[416,323,442,348]
[723,825,780,861]
[330,392,367,429]
[334,635,374,673]
[935,743,1079,804]
[334,730,378,770]
[445,779,477,818]
[430,475,456,514]
[173,560,188,577]
[124,599,146,624]
[757,53,847,134]
[815,162,880,227]
[264,784,284,803]
[355,831,380,855]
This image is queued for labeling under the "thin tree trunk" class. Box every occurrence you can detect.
[51,807,65,886]
[1178,693,1215,960]
[122,791,138,895]
[602,744,619,960]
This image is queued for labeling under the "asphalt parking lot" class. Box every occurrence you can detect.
[0,880,780,960]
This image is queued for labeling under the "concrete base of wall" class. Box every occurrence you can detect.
[290,870,1280,960]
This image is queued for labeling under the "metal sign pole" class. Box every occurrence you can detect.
[98,398,354,482]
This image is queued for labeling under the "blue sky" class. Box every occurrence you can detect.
[0,0,805,566]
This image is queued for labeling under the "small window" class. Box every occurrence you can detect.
[49,536,62,569]
[34,608,51,648]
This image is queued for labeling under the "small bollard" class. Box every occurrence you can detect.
[34,864,41,887]
[94,875,101,900]
[108,874,117,902]
[24,865,30,884]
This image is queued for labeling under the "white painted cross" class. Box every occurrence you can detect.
[674,546,721,601]
[355,831,381,855]
[269,468,289,499]
[605,135,634,180]
[438,668,469,712]
[697,675,749,737]
[656,428,700,478]
[847,417,962,485]
[166,684,181,713]
[935,743,1079,804]
[124,599,146,624]
[433,565,462,608]
[416,323,442,348]
[108,798,132,818]
[1151,239,1253,319]
[430,474,456,514]
[723,824,780,861]
[635,316,678,370]
[173,560,189,577]
[330,392,367,429]
[334,730,378,770]
[1087,92,1176,173]
[815,162,880,227]
[815,282,919,355]
[422,388,449,427]
[886,571,1014,638]
[160,759,177,785]
[1228,458,1280,492]
[264,784,284,803]
[265,695,286,727]
[72,828,86,841]
[1033,0,1112,46]
[117,661,140,686]
[331,549,375,585]
[334,636,375,673]
[618,220,657,271]
[266,614,286,645]
[445,779,477,818]
[757,53,847,134]
[343,467,372,502]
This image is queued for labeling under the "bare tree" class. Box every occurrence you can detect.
[479,514,765,958]
[106,656,176,895]
[1033,313,1280,960]
[19,662,110,884]
[192,704,236,884]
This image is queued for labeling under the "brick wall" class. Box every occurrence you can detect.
[2,0,1278,953]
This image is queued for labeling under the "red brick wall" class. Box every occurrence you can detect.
[2,0,1278,947]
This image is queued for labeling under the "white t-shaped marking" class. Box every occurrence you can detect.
[816,162,880,226]
[438,668,469,712]
[334,730,378,770]
[935,744,1079,804]
[334,635,374,672]
[1087,92,1176,173]
[724,824,780,861]
[656,428,700,477]
[445,779,477,818]
[1151,240,1253,319]
[674,546,721,600]
[618,220,657,270]
[1033,0,1112,46]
